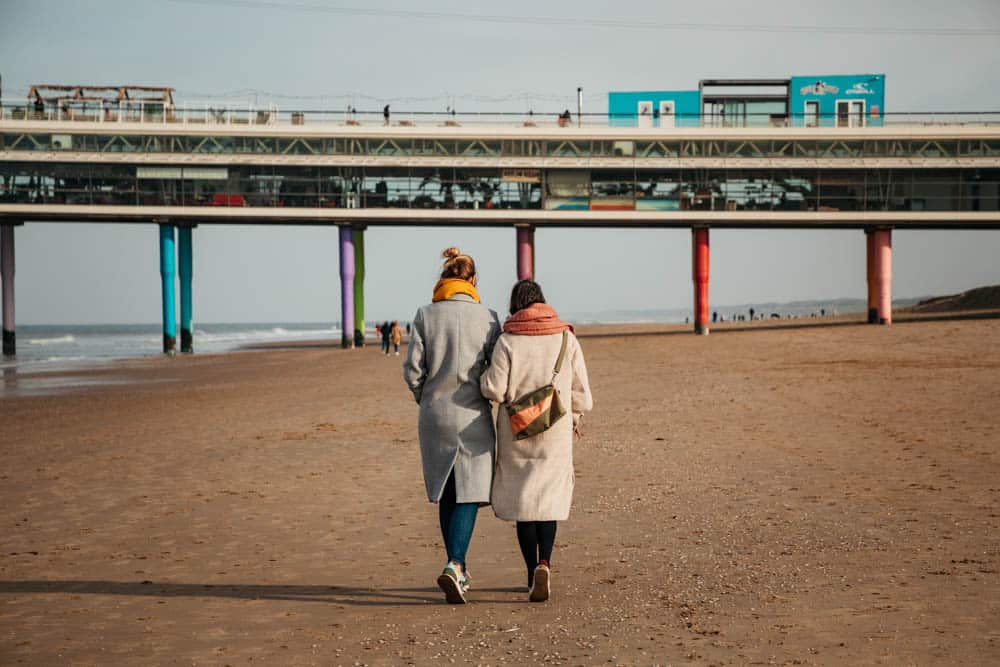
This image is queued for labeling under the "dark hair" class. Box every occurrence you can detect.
[509,279,546,315]
[440,247,476,281]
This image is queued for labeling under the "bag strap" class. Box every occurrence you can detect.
[550,331,569,381]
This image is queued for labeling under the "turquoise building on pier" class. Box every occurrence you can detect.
[609,74,885,127]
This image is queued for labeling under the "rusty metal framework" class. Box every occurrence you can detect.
[27,85,175,107]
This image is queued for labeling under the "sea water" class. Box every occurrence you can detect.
[2,322,347,371]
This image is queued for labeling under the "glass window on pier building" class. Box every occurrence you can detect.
[3,162,997,214]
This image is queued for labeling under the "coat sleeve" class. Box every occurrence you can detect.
[402,309,427,403]
[570,335,593,417]
[480,334,510,404]
[484,310,502,362]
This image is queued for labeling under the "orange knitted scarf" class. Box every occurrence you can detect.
[503,303,574,335]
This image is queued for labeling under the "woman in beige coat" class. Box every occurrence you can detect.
[480,280,593,602]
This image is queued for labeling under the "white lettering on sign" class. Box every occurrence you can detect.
[799,81,840,96]
[846,82,875,95]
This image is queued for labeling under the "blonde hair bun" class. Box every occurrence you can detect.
[438,247,476,281]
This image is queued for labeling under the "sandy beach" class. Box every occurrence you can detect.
[1,315,999,665]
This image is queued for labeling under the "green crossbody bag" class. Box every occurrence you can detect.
[505,331,568,440]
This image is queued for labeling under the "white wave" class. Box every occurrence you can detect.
[195,328,339,345]
[27,335,76,346]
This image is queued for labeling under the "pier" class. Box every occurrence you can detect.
[1,90,999,353]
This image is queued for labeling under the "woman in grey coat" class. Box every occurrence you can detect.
[403,247,501,604]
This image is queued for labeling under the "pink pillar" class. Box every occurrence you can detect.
[873,229,892,325]
[865,230,878,323]
[692,228,710,335]
[516,226,535,281]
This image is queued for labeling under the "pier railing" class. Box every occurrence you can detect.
[2,102,1000,130]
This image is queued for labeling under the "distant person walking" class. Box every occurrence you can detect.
[481,280,593,602]
[390,320,402,355]
[381,320,391,354]
[403,247,501,604]
[383,104,390,126]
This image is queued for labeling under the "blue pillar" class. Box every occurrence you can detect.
[339,226,355,349]
[178,226,194,353]
[159,224,177,354]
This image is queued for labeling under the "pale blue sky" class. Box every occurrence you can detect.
[2,0,999,324]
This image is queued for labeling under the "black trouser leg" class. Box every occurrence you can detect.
[516,521,539,586]
[439,474,456,553]
[536,521,557,564]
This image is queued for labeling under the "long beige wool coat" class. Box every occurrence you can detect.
[403,294,501,504]
[480,331,593,521]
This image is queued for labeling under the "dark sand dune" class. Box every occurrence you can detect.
[908,284,1000,313]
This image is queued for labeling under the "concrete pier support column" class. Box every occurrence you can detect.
[352,227,366,347]
[159,224,177,354]
[1,224,15,356]
[692,227,710,335]
[178,226,194,353]
[873,229,893,325]
[865,230,877,323]
[516,226,535,281]
[339,226,355,349]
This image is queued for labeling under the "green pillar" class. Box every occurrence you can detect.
[352,227,366,347]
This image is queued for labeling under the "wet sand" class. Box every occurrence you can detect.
[1,316,999,665]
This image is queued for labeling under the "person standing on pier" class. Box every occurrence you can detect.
[481,279,593,602]
[403,247,501,604]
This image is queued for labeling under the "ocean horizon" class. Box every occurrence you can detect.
[2,295,931,372]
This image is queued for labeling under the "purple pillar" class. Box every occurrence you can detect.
[339,226,355,349]
[516,226,535,281]
[1,224,15,356]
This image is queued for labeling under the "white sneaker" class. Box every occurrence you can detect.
[529,563,550,602]
[437,562,467,604]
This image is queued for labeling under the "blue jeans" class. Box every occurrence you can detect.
[438,471,479,570]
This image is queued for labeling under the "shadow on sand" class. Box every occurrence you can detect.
[0,580,527,606]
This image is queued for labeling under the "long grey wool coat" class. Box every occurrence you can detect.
[403,294,501,504]
[480,331,593,521]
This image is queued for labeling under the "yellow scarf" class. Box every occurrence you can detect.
[432,278,480,303]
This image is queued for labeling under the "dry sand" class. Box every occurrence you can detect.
[1,316,999,665]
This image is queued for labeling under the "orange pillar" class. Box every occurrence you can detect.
[692,228,710,335]
[873,229,892,325]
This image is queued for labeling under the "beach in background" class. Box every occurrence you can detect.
[1,315,998,664]
[0,295,924,376]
